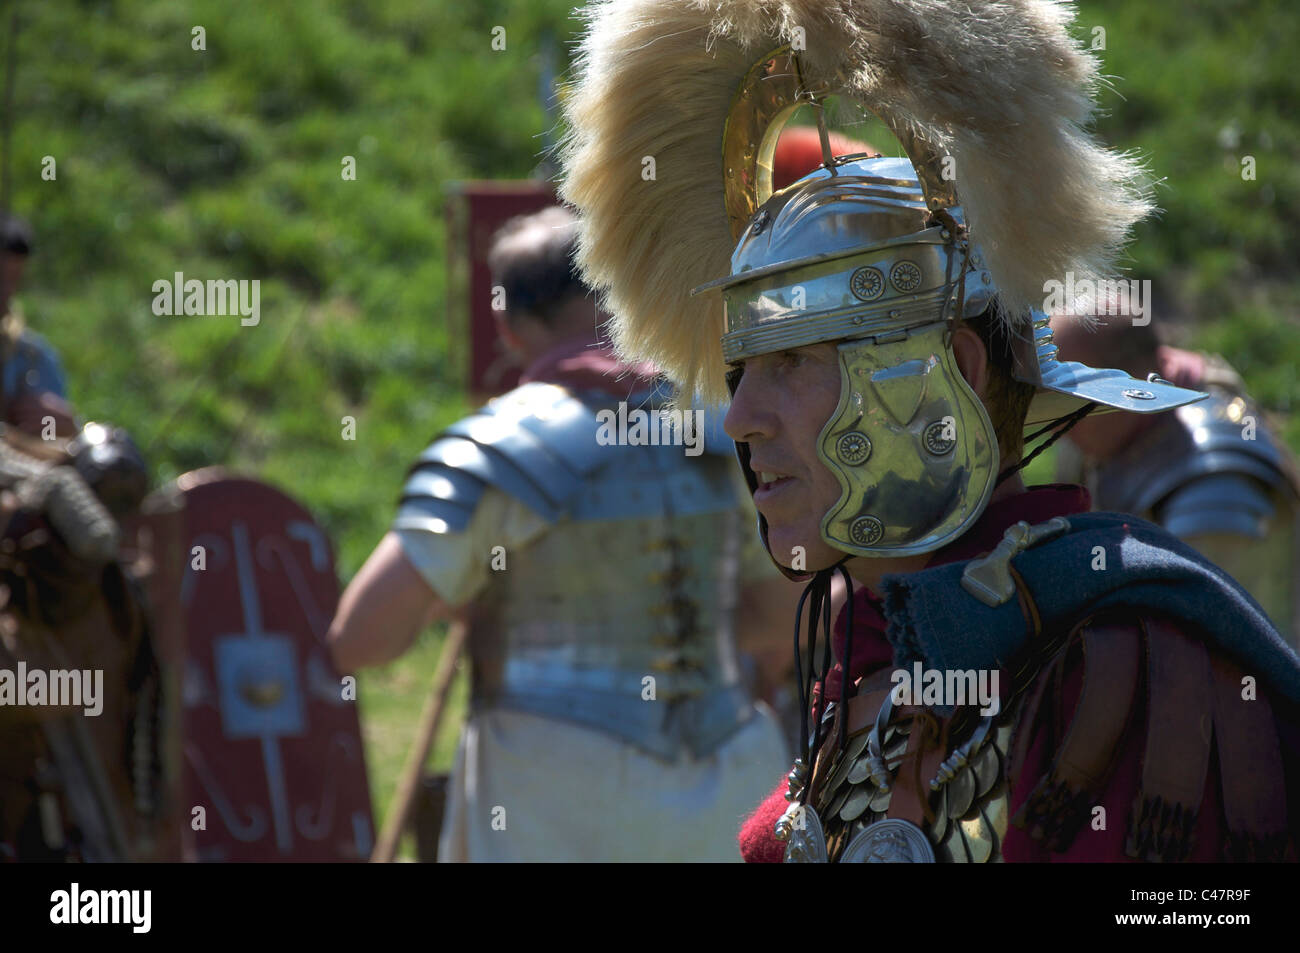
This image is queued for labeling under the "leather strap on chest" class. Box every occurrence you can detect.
[808,669,894,805]
[810,670,952,829]
[885,710,948,828]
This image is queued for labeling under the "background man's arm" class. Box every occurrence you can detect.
[327,485,546,674]
[327,531,456,673]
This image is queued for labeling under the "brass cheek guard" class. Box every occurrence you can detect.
[817,324,1000,557]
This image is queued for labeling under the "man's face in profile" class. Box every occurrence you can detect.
[724,341,847,572]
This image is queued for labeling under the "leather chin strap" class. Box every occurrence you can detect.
[997,401,1098,487]
[791,558,859,808]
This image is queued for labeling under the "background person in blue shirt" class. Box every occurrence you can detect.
[0,214,76,437]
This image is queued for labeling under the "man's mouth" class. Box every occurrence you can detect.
[752,468,798,507]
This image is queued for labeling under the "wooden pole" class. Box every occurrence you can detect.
[370,619,468,863]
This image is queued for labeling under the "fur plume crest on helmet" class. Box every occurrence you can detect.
[557,0,1153,404]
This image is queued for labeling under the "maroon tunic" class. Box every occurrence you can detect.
[738,484,1298,862]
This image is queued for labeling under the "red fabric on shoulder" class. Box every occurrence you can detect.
[520,336,659,397]
[1004,627,1225,862]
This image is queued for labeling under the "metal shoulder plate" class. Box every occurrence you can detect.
[393,382,630,534]
[1158,472,1282,538]
[1097,391,1299,527]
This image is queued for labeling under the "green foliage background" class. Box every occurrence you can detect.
[4,0,1297,857]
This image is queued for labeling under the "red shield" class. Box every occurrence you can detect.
[174,469,373,861]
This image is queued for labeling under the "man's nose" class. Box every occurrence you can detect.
[724,368,775,444]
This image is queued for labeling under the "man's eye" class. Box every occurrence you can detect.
[725,366,743,393]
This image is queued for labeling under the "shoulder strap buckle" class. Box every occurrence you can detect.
[961,517,1070,607]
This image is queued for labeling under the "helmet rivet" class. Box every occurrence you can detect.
[923,420,956,455]
[852,315,867,326]
[940,229,952,240]
[1123,389,1156,400]
[888,309,900,319]
[849,516,885,547]
[835,431,872,466]
[982,273,991,284]
[750,209,770,235]
[849,266,885,301]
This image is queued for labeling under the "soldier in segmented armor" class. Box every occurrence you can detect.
[327,206,793,861]
[1051,315,1300,648]
[559,0,1300,863]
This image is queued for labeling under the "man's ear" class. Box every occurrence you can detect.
[950,325,990,398]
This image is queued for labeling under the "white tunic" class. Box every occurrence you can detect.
[397,487,789,862]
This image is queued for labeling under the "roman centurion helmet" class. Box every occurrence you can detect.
[558,0,1206,574]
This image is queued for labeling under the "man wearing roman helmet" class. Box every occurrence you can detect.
[559,0,1300,862]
